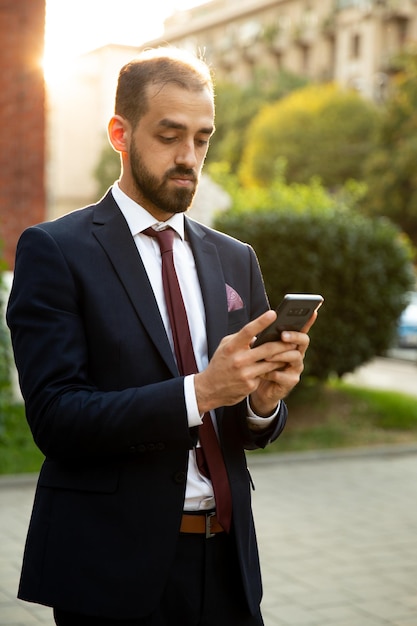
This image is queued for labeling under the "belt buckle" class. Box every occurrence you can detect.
[205,512,215,539]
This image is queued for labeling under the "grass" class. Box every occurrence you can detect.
[0,403,44,475]
[249,379,417,455]
[1,381,417,474]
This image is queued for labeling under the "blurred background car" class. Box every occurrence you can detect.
[397,292,417,348]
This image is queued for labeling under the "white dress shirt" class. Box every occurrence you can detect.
[111,183,277,510]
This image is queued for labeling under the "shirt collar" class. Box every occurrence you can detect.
[111,182,185,240]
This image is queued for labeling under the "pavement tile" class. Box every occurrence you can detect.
[2,444,417,626]
[249,448,417,626]
[0,600,52,624]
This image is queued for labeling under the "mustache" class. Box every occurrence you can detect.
[164,166,197,182]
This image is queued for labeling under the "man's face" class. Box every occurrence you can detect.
[125,83,214,220]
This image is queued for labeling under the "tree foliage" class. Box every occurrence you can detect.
[239,83,379,189]
[213,175,415,381]
[93,138,120,198]
[0,263,12,434]
[207,68,307,173]
[362,48,417,247]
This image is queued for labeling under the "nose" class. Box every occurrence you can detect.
[175,139,198,169]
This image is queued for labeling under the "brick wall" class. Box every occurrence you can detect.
[0,0,45,270]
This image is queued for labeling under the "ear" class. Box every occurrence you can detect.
[108,115,130,153]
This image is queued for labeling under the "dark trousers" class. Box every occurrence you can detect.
[53,532,264,626]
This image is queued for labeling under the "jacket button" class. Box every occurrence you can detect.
[173,471,186,484]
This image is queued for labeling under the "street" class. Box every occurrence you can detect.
[343,353,417,398]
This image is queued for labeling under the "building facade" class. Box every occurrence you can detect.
[145,0,417,101]
[46,44,140,221]
[47,0,417,223]
[0,0,45,270]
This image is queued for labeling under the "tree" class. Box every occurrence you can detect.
[0,260,12,434]
[362,49,417,247]
[207,68,307,173]
[213,174,415,381]
[93,138,120,198]
[239,83,379,189]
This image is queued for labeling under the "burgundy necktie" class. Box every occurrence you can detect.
[143,226,232,532]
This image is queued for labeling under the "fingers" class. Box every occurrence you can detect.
[280,326,311,356]
[236,309,316,352]
[250,350,305,413]
[233,310,277,349]
[236,310,316,414]
[246,310,314,359]
[195,310,313,414]
[262,346,304,375]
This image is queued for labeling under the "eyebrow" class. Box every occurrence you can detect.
[158,118,214,136]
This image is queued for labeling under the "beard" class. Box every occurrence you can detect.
[129,140,198,215]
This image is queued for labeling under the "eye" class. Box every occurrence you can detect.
[159,135,178,144]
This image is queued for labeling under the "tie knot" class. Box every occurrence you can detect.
[143,226,175,254]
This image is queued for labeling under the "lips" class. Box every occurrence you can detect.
[170,176,195,187]
[167,167,197,183]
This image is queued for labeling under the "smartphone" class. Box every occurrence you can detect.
[252,294,324,348]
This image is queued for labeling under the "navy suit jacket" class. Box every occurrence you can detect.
[7,190,287,619]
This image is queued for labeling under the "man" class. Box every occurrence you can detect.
[7,47,315,626]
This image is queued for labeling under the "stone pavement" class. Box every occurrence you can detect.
[1,355,417,625]
[343,355,417,399]
[1,445,417,626]
[250,446,417,626]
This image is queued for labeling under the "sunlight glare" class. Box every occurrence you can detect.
[43,0,206,86]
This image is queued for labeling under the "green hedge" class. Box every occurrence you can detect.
[0,270,12,434]
[214,199,415,380]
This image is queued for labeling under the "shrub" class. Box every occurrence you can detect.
[362,48,417,246]
[0,269,12,434]
[213,178,415,380]
[206,69,307,173]
[239,83,378,188]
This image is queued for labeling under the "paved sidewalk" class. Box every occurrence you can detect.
[251,446,417,626]
[343,356,417,398]
[1,445,417,626]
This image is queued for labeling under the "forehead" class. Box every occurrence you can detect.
[142,83,215,131]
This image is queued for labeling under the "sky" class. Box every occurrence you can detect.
[44,0,205,80]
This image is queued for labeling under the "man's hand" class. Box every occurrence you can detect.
[194,310,316,415]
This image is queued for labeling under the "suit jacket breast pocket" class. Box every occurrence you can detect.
[227,307,248,334]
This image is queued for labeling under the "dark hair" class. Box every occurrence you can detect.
[115,47,214,128]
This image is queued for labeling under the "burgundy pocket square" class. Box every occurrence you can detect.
[226,284,244,312]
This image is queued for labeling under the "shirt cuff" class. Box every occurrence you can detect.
[246,397,281,430]
[185,375,281,431]
[184,374,204,428]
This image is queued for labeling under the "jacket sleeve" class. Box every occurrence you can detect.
[6,226,193,462]
[243,401,288,450]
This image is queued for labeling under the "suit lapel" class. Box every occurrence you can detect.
[91,193,178,376]
[185,217,229,427]
[185,218,228,359]
[89,195,229,379]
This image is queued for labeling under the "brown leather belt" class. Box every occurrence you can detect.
[180,512,225,538]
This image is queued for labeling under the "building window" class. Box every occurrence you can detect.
[398,19,408,47]
[337,0,371,8]
[351,33,361,58]
[301,45,310,74]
